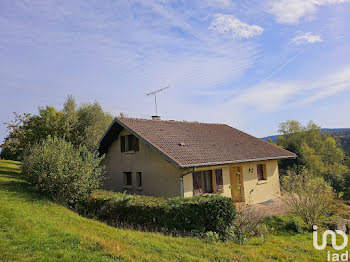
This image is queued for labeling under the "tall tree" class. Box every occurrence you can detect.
[0,113,31,160]
[71,102,113,150]
[61,95,78,142]
[277,120,348,192]
[1,96,113,160]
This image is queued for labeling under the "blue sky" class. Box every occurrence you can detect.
[1,0,350,143]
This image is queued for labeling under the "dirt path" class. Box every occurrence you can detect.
[250,196,291,217]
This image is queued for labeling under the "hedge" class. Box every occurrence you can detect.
[77,191,236,237]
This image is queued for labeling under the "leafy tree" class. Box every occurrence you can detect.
[61,95,78,142]
[71,102,113,150]
[1,96,113,160]
[277,120,348,195]
[345,156,350,170]
[342,173,350,200]
[281,169,334,229]
[26,106,65,144]
[0,107,64,160]
[0,113,31,160]
[277,121,347,174]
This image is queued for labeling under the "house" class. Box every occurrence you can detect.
[96,117,296,205]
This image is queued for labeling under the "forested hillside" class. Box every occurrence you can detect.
[262,128,350,155]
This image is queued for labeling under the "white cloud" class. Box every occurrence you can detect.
[268,0,350,24]
[233,82,300,111]
[209,14,264,39]
[297,65,350,104]
[201,0,233,8]
[226,65,350,112]
[291,32,323,44]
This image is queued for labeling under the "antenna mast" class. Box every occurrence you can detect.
[146,86,169,116]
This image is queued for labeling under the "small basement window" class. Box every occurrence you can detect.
[123,172,132,186]
[257,164,267,181]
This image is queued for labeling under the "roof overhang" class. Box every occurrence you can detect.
[94,118,124,155]
[95,118,183,168]
[178,155,297,169]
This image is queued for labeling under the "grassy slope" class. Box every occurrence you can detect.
[0,160,347,262]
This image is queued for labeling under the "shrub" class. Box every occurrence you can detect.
[229,205,264,244]
[281,169,334,229]
[77,191,236,238]
[204,231,220,242]
[22,136,104,206]
[262,215,287,234]
[284,217,303,233]
[323,172,344,197]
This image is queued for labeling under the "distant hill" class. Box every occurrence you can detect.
[261,128,350,155]
[261,135,279,143]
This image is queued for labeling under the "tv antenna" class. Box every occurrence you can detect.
[146,86,169,116]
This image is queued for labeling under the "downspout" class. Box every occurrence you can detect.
[180,177,184,198]
[180,167,195,198]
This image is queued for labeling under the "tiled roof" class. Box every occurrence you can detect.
[100,117,296,168]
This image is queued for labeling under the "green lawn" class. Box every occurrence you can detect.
[0,159,347,261]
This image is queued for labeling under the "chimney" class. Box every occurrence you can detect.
[152,115,161,120]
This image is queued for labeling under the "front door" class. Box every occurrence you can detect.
[230,166,245,202]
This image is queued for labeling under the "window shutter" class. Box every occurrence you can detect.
[133,137,139,151]
[136,172,142,187]
[120,136,125,152]
[127,135,133,151]
[215,169,223,191]
[192,172,202,195]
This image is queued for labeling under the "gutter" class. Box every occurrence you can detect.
[179,155,296,169]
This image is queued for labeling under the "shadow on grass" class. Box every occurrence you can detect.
[0,171,22,179]
[0,166,21,171]
[0,178,50,204]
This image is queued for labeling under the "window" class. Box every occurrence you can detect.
[192,170,213,195]
[120,136,126,152]
[257,164,267,181]
[193,172,202,195]
[120,134,139,152]
[132,136,139,151]
[136,172,142,188]
[215,169,223,191]
[123,172,132,186]
[203,170,213,193]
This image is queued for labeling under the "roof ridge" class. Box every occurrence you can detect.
[116,117,227,125]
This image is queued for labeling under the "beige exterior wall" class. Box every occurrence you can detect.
[240,160,281,204]
[183,165,232,198]
[102,129,182,198]
[103,128,281,204]
[182,160,281,205]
